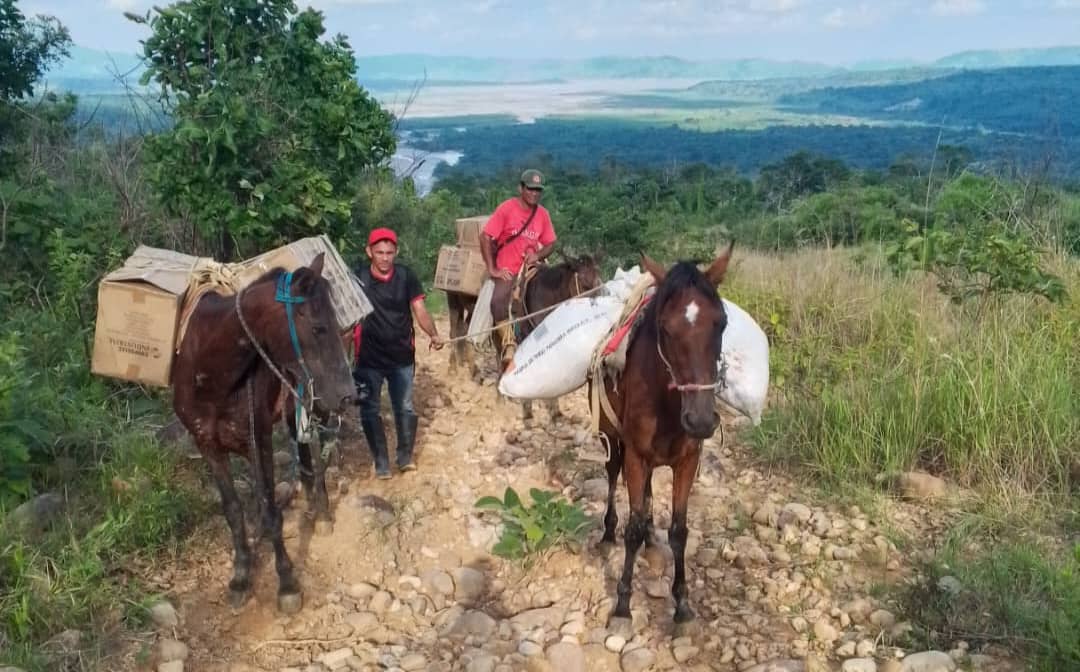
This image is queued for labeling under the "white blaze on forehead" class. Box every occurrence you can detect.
[684,300,700,325]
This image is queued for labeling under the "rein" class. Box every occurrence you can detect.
[234,270,316,443]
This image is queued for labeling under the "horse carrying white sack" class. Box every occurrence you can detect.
[496,265,771,426]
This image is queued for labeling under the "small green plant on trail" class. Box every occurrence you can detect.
[475,487,593,562]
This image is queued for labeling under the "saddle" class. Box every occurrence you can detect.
[508,262,543,331]
[586,273,657,438]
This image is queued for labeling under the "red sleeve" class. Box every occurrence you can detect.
[538,209,556,246]
[483,201,506,240]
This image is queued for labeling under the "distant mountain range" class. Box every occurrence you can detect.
[39,45,1080,94]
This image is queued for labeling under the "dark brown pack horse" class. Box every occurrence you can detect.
[446,253,602,420]
[172,253,355,614]
[590,242,734,633]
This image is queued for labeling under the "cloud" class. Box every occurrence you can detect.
[409,9,440,31]
[322,0,402,5]
[749,0,804,13]
[822,2,890,28]
[552,0,820,41]
[104,0,144,10]
[929,0,986,16]
[463,0,502,12]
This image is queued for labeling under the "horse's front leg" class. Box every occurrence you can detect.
[545,397,562,421]
[447,300,463,374]
[206,450,253,608]
[610,448,651,636]
[669,441,702,626]
[296,432,333,536]
[254,425,303,614]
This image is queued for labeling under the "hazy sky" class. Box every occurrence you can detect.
[21,0,1080,64]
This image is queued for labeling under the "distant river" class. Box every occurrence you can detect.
[389,145,464,196]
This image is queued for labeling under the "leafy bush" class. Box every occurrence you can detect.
[887,218,1067,307]
[475,487,593,562]
[0,332,47,506]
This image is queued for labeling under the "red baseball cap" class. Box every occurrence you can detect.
[368,227,398,247]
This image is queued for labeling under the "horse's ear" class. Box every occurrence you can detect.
[309,252,326,278]
[705,240,735,287]
[640,252,666,283]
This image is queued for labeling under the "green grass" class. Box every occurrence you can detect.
[724,247,1080,501]
[0,425,207,671]
[898,538,1080,671]
[720,246,1080,670]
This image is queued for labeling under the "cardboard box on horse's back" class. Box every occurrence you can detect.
[433,245,488,296]
[454,215,488,250]
[90,235,371,388]
[433,214,491,297]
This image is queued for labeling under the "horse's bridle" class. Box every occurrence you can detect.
[234,270,316,441]
[653,300,728,393]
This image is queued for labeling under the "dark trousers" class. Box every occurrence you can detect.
[354,364,417,474]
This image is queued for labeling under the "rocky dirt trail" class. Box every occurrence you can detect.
[119,318,1020,672]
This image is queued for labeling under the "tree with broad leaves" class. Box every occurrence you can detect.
[0,0,70,104]
[0,0,72,254]
[130,0,397,260]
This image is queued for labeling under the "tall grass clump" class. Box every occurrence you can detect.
[899,537,1080,671]
[0,422,207,670]
[725,247,1080,500]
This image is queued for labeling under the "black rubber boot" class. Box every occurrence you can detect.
[361,416,390,479]
[395,413,419,472]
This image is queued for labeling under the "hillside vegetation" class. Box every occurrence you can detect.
[2,1,1079,670]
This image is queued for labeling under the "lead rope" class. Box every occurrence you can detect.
[235,283,304,402]
[234,275,316,481]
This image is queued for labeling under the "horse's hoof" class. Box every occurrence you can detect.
[673,605,697,626]
[228,588,250,610]
[595,536,616,554]
[606,615,634,639]
[277,591,303,615]
[314,519,334,536]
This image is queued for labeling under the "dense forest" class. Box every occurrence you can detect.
[409,117,1080,182]
[779,65,1080,136]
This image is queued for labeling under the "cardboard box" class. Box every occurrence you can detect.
[455,215,490,249]
[236,234,373,331]
[433,245,488,296]
[90,247,202,387]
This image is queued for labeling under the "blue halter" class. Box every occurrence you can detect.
[275,271,314,447]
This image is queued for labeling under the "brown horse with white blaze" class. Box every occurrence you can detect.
[591,241,734,633]
[171,253,354,614]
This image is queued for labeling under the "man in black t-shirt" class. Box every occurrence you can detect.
[354,227,443,478]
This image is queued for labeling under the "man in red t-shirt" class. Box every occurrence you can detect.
[480,168,557,368]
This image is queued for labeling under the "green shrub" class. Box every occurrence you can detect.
[475,487,593,563]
